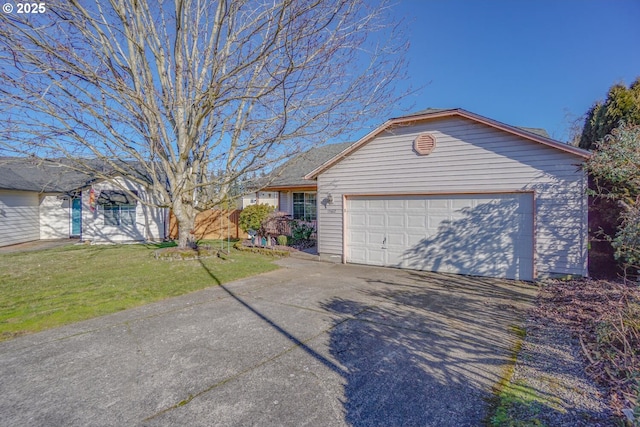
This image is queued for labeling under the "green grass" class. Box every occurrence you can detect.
[0,241,280,341]
[490,379,550,427]
[488,325,563,427]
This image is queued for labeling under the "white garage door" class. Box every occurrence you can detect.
[346,194,534,280]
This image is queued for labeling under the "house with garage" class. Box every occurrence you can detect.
[304,108,591,281]
[0,158,168,247]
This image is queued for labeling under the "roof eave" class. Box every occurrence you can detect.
[262,183,317,192]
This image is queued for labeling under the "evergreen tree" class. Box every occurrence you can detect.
[578,78,640,150]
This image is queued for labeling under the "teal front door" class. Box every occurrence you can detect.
[71,198,82,236]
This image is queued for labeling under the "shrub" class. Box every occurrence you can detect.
[585,123,640,280]
[277,235,288,246]
[291,220,315,242]
[238,204,274,233]
[260,211,291,237]
[612,205,640,279]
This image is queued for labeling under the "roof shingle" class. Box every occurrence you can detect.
[0,157,97,192]
[265,142,353,188]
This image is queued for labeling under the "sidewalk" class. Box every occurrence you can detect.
[0,238,80,254]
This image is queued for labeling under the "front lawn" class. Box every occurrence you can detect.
[0,241,280,341]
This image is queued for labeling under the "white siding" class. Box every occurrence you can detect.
[257,191,278,208]
[0,190,40,247]
[317,117,588,278]
[240,192,279,210]
[39,194,71,239]
[239,194,257,209]
[82,177,167,243]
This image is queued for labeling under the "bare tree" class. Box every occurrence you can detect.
[0,0,408,247]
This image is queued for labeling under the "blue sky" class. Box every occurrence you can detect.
[385,0,640,142]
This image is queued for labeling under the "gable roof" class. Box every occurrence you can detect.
[305,108,591,180]
[0,157,95,192]
[263,142,354,189]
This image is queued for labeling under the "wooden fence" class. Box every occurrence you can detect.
[169,210,317,241]
[169,209,247,240]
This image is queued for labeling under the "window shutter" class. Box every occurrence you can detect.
[414,133,436,155]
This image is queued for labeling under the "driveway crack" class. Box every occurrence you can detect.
[142,310,360,423]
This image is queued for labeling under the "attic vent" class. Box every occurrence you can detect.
[414,133,436,156]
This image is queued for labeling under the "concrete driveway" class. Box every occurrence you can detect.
[0,257,537,426]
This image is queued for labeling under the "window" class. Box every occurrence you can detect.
[96,190,138,227]
[101,204,136,226]
[293,192,316,221]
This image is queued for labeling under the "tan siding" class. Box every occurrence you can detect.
[317,117,588,277]
[317,199,343,255]
[0,190,40,247]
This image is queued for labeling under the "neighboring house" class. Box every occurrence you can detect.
[241,142,353,222]
[239,191,279,211]
[0,158,168,247]
[304,108,591,281]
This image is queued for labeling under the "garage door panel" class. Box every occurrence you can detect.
[407,234,426,247]
[367,231,385,246]
[407,215,426,228]
[350,199,367,210]
[346,194,534,281]
[428,215,450,228]
[407,199,427,210]
[368,214,385,227]
[350,213,367,227]
[427,199,449,209]
[386,199,405,210]
[349,231,366,245]
[386,231,405,246]
[349,247,367,263]
[366,249,385,265]
[367,200,385,210]
[452,199,474,209]
[387,214,405,228]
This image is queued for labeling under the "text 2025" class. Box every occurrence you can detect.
[16,3,46,13]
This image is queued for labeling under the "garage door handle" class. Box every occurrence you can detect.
[382,237,387,249]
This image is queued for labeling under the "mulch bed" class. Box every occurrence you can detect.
[534,278,640,421]
[238,238,316,252]
[154,244,225,261]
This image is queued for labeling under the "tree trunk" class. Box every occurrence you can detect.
[173,200,197,249]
